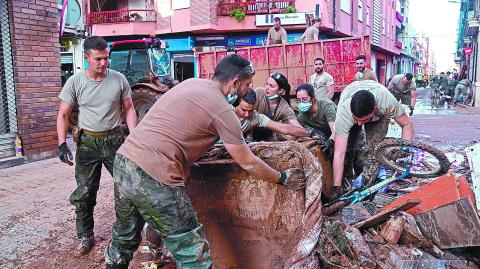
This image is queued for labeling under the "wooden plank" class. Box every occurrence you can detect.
[353,199,421,230]
[381,174,476,215]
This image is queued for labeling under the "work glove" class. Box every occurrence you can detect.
[320,138,334,152]
[409,106,414,116]
[58,142,73,166]
[279,168,306,190]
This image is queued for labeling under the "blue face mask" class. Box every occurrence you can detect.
[226,93,238,105]
[298,102,312,112]
[267,94,280,100]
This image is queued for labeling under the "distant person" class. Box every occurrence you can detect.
[300,18,321,43]
[387,73,416,116]
[309,57,335,100]
[266,17,287,45]
[453,78,472,106]
[354,55,378,82]
[445,72,458,104]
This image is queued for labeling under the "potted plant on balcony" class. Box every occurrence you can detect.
[283,6,296,13]
[229,8,246,22]
[130,12,142,22]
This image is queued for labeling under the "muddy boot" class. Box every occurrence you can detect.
[75,235,95,257]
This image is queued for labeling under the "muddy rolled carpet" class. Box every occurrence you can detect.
[188,141,323,269]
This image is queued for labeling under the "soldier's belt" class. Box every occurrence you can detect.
[82,126,121,137]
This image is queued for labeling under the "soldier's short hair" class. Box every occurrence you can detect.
[296,84,315,99]
[351,90,375,117]
[356,55,367,61]
[274,17,281,23]
[405,73,413,81]
[242,88,257,105]
[314,57,325,64]
[83,36,108,55]
[213,54,254,84]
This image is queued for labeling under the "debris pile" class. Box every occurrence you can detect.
[319,174,480,269]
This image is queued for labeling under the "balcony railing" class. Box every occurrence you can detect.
[218,0,295,16]
[88,9,156,25]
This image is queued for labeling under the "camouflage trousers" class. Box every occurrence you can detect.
[453,84,468,103]
[104,154,212,269]
[345,116,390,187]
[70,131,125,238]
[391,90,412,106]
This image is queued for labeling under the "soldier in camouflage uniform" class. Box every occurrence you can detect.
[330,80,414,200]
[104,55,306,269]
[445,72,458,105]
[56,36,137,256]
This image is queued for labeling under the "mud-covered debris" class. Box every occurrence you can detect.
[354,199,420,230]
[341,202,372,225]
[380,216,404,244]
[344,226,376,268]
[415,197,480,249]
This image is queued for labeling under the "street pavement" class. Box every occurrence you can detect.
[0,87,479,268]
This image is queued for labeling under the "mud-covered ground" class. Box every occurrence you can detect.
[0,87,479,269]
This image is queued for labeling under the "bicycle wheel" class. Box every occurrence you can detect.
[375,139,451,178]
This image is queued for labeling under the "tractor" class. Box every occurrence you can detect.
[69,38,177,127]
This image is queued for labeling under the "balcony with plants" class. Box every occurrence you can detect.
[218,0,296,22]
[87,0,155,25]
[88,0,156,36]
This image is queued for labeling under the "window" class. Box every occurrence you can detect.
[341,0,351,14]
[366,6,370,26]
[382,18,385,35]
[172,0,190,10]
[358,0,363,21]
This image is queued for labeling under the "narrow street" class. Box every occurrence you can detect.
[0,88,478,268]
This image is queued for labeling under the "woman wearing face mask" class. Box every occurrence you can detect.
[254,72,303,141]
[296,83,337,157]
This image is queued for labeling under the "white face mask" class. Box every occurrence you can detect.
[267,93,280,100]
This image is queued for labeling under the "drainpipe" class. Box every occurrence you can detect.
[333,0,337,31]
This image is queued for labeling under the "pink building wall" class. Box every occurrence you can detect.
[330,0,399,55]
[89,0,334,36]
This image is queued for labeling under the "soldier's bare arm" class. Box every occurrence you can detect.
[411,90,417,108]
[57,101,74,145]
[224,142,280,183]
[122,97,138,132]
[266,120,309,137]
[395,113,414,140]
[332,134,348,187]
[328,121,335,140]
[327,85,335,99]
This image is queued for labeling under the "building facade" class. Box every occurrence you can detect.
[457,0,480,106]
[0,0,62,162]
[85,0,426,84]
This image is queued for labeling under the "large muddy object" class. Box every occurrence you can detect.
[188,141,323,269]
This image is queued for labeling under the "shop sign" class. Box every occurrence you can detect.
[256,13,307,26]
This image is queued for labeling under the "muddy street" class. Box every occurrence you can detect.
[0,87,479,268]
